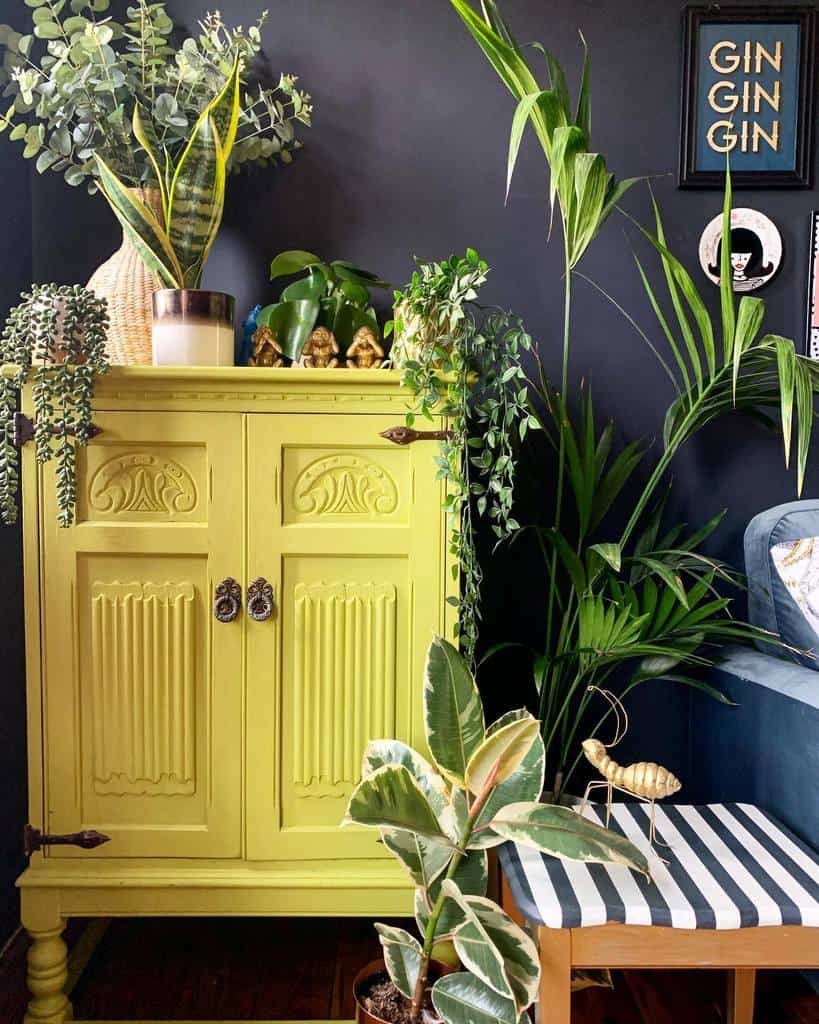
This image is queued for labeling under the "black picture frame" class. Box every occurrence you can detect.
[679,5,817,188]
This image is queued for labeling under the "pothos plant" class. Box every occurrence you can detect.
[0,284,109,528]
[344,636,649,1024]
[0,2,311,192]
[388,250,536,665]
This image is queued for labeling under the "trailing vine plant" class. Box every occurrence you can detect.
[1,284,109,527]
[388,250,535,663]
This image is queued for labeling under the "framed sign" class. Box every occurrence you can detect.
[805,212,819,356]
[680,5,816,188]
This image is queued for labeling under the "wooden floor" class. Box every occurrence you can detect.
[0,917,817,1022]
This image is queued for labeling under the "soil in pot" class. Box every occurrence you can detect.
[356,965,443,1024]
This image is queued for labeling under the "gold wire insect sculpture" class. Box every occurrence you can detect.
[579,687,682,848]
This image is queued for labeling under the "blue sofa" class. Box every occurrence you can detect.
[689,501,819,987]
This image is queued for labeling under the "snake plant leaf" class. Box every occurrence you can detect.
[440,881,514,1000]
[94,153,182,288]
[343,764,454,846]
[424,636,485,787]
[256,298,320,362]
[464,714,539,796]
[431,971,522,1024]
[132,103,168,220]
[168,59,239,287]
[487,802,651,877]
[374,923,422,1001]
[470,710,546,849]
[415,847,489,938]
[443,883,539,1013]
[269,250,326,281]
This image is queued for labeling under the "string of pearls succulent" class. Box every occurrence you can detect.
[0,284,109,527]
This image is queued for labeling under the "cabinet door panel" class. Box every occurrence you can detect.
[246,414,450,860]
[42,412,243,858]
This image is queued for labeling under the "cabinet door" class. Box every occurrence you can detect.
[246,414,450,860]
[41,412,243,858]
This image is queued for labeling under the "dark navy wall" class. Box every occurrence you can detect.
[2,0,818,937]
[0,117,31,944]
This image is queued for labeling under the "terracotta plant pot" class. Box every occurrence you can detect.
[353,958,451,1024]
[87,188,163,366]
[151,289,235,367]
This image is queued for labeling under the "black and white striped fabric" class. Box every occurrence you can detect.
[499,803,819,930]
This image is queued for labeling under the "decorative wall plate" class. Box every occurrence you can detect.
[698,207,782,292]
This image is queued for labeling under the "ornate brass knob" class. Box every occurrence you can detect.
[214,577,241,623]
[247,577,274,622]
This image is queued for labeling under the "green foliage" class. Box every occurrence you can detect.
[95,58,239,288]
[391,250,535,663]
[452,0,819,797]
[258,252,390,361]
[0,284,109,527]
[344,636,649,1024]
[0,3,311,194]
[449,0,637,270]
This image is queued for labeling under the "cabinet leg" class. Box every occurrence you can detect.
[21,893,70,1024]
[727,968,756,1024]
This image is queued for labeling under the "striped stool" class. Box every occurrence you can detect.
[499,803,819,1024]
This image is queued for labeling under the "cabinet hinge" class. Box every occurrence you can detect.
[24,824,111,857]
[12,413,103,449]
[380,426,454,445]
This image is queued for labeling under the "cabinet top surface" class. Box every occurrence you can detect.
[6,365,416,411]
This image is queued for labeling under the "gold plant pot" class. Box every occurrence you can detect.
[86,187,163,366]
[151,289,235,367]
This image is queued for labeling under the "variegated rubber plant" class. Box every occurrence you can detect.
[343,636,649,1024]
[93,58,241,290]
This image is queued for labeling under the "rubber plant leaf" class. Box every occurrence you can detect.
[443,882,539,1014]
[431,971,521,1024]
[342,764,454,846]
[168,59,240,287]
[375,923,421,1001]
[488,802,650,877]
[256,298,320,362]
[94,153,183,288]
[415,848,488,938]
[424,635,485,786]
[463,714,539,796]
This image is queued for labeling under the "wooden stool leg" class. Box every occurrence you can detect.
[727,968,756,1024]
[538,927,571,1024]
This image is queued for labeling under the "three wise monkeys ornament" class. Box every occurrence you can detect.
[698,206,783,292]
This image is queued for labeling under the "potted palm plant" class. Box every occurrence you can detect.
[344,636,649,1024]
[0,3,311,363]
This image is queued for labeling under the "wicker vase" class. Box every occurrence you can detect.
[87,188,163,365]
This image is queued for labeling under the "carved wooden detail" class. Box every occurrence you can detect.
[293,582,397,796]
[90,581,196,796]
[293,454,399,516]
[89,452,197,516]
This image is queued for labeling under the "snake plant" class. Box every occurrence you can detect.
[93,58,241,290]
[344,636,649,1024]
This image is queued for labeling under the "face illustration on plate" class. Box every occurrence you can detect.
[699,211,782,293]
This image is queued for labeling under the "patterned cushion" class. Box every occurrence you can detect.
[499,802,819,929]
[745,502,819,668]
[771,538,819,641]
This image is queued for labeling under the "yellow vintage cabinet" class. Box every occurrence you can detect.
[15,367,454,1024]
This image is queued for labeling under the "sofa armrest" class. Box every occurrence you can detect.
[689,646,819,848]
